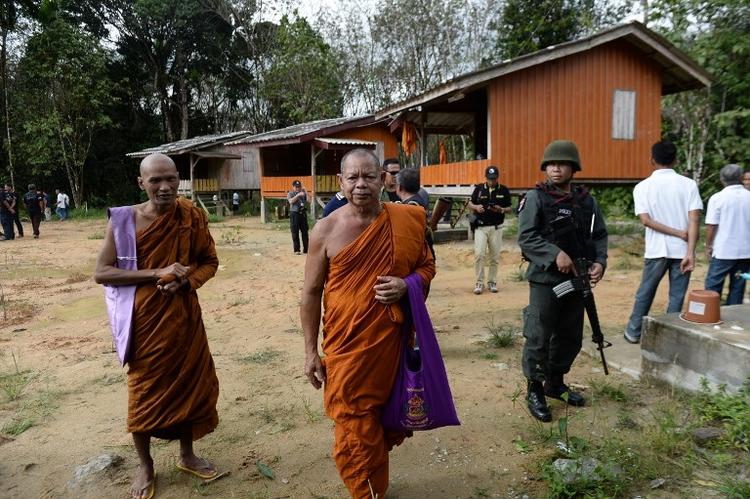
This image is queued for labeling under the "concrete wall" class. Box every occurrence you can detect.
[641,305,750,393]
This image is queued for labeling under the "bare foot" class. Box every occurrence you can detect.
[178,454,217,476]
[130,465,155,499]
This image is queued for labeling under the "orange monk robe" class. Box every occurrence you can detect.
[127,197,220,441]
[322,203,435,498]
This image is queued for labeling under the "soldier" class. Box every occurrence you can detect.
[517,140,608,422]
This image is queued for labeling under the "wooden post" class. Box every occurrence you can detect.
[189,153,196,201]
[260,195,268,224]
[310,144,317,220]
[420,111,427,167]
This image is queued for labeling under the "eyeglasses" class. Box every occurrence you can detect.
[386,170,400,175]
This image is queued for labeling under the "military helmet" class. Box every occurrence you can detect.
[540,140,581,172]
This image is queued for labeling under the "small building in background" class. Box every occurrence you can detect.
[376,21,711,196]
[126,131,258,213]
[225,115,398,221]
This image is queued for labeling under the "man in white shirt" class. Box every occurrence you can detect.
[232,191,240,213]
[704,164,750,305]
[624,141,703,344]
[55,189,70,221]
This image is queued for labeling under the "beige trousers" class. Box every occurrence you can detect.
[474,225,502,284]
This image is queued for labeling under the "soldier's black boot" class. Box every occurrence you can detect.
[544,374,586,407]
[526,380,552,422]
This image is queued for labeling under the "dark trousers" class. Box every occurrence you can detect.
[705,257,750,305]
[522,282,584,382]
[290,211,309,253]
[29,212,42,237]
[13,210,23,236]
[0,212,14,239]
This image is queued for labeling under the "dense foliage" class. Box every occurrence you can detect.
[0,0,747,207]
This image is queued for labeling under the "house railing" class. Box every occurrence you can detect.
[315,175,339,193]
[420,159,490,187]
[261,175,315,198]
[178,178,219,195]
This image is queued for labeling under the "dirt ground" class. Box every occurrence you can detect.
[0,216,711,498]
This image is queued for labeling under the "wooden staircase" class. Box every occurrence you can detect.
[195,194,230,217]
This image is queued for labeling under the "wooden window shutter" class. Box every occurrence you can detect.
[612,90,636,140]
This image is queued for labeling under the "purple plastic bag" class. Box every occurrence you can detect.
[103,206,137,365]
[382,273,460,431]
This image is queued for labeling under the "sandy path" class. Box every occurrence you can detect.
[0,217,707,498]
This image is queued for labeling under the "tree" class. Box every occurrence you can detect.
[317,0,501,113]
[490,0,635,61]
[652,0,750,189]
[263,14,343,127]
[14,18,112,207]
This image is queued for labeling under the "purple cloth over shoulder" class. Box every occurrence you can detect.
[104,206,137,365]
[382,273,460,431]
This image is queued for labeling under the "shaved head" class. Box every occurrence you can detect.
[341,148,380,174]
[140,153,176,176]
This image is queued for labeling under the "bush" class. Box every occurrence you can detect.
[587,186,636,219]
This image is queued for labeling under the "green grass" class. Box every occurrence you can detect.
[0,370,33,402]
[533,376,750,498]
[694,378,750,451]
[208,214,225,223]
[1,416,34,435]
[612,255,640,271]
[589,379,630,403]
[219,225,244,245]
[509,264,527,282]
[69,207,108,220]
[485,318,518,348]
[93,373,125,386]
[606,220,641,236]
[239,348,283,364]
[87,232,105,240]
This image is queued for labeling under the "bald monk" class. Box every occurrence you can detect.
[94,154,221,499]
[301,148,435,498]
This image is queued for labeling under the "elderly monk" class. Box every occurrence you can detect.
[301,148,436,498]
[94,154,221,499]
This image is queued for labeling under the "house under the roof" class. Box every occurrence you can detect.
[376,20,711,194]
[226,115,399,220]
[127,130,259,211]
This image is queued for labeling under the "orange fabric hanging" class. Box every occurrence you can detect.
[401,122,418,157]
[438,140,448,164]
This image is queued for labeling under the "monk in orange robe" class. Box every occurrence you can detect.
[95,154,221,499]
[301,148,435,498]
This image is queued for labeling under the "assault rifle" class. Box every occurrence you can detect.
[553,258,611,375]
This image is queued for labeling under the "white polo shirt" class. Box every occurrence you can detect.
[705,184,750,259]
[633,168,703,259]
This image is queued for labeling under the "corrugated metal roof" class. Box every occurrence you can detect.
[226,116,374,146]
[315,138,376,146]
[375,21,711,119]
[126,130,253,158]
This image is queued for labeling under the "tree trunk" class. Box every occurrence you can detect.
[179,71,188,139]
[1,26,14,190]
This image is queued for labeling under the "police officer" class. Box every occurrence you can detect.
[288,179,309,255]
[517,140,608,422]
[468,166,512,294]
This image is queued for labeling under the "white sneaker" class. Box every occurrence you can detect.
[488,282,498,293]
[473,283,483,294]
